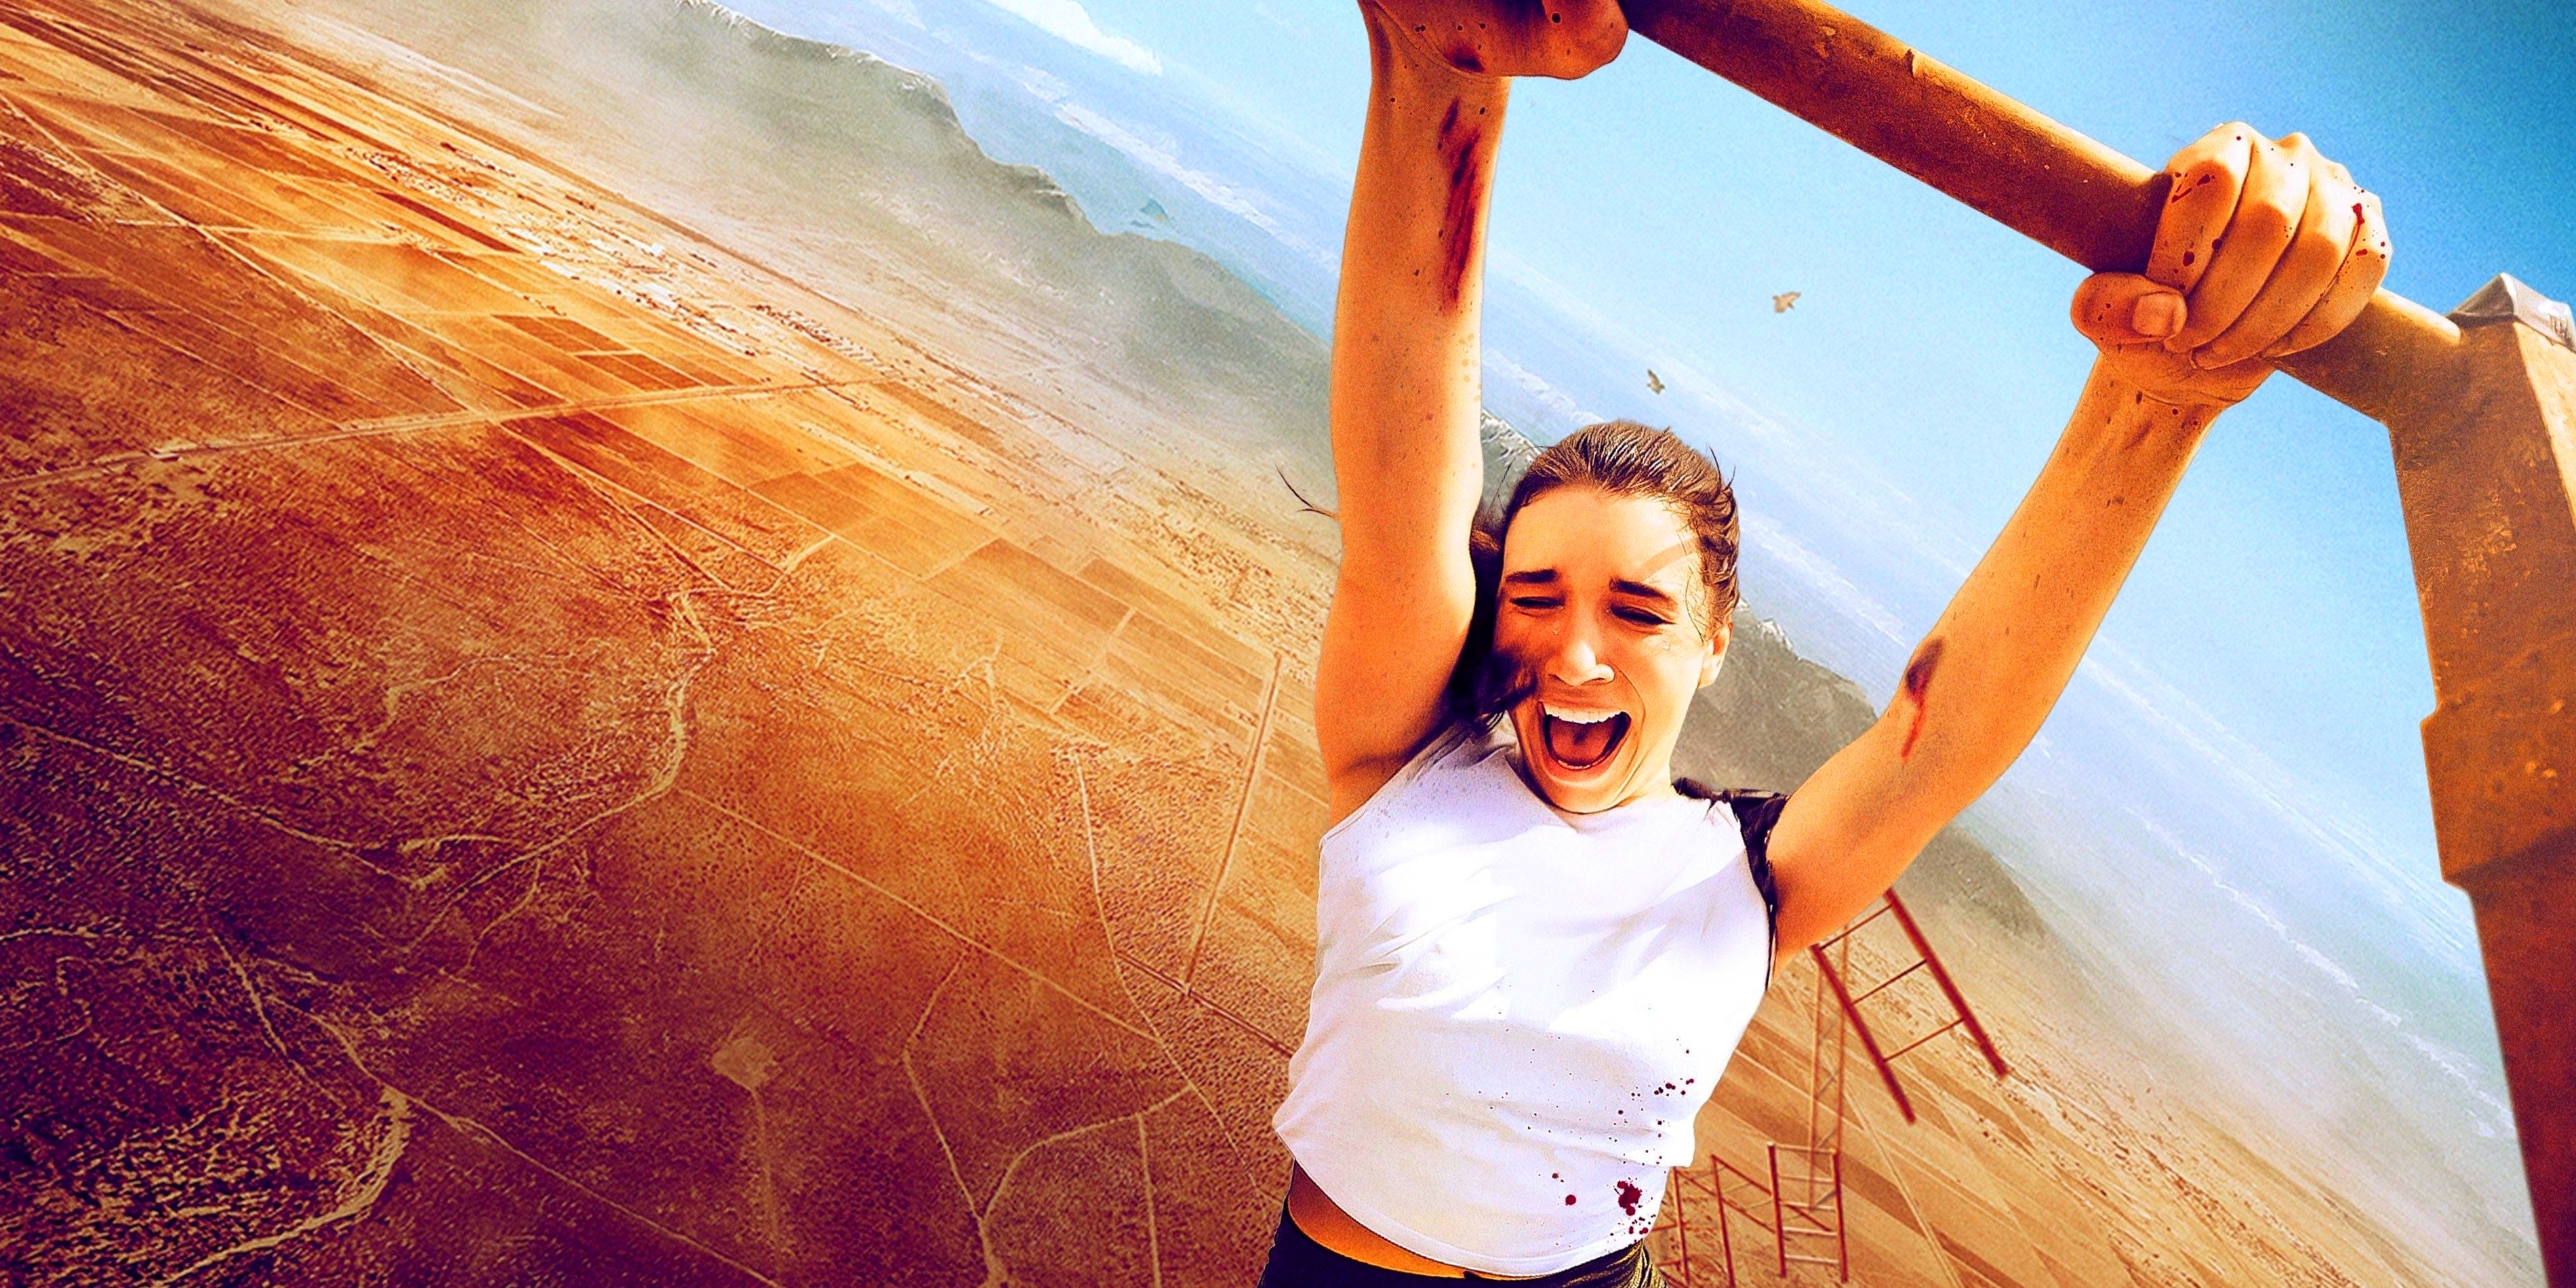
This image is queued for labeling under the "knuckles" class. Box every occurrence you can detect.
[2231,195,2303,245]
[2175,158,2238,193]
[2291,218,2347,262]
[2122,124,2385,375]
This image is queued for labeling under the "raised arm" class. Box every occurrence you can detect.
[1764,124,2390,959]
[1314,1,1624,824]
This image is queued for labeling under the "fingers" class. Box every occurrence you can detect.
[1371,0,1626,79]
[2071,273,2188,348]
[2168,127,2308,354]
[1538,0,1629,76]
[2092,125,2390,384]
[2147,123,2253,297]
[2268,185,2390,357]
[2195,134,2354,367]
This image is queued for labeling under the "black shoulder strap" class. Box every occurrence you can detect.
[1676,780,1788,971]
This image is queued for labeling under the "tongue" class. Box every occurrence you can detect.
[1546,714,1624,769]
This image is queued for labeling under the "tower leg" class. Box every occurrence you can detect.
[2394,279,2576,1284]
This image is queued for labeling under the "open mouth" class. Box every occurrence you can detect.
[1539,704,1631,772]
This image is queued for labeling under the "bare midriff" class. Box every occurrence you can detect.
[1287,1164,1550,1279]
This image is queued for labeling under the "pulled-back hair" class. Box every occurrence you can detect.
[1448,420,1742,726]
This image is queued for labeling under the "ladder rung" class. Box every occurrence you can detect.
[1887,1018,1966,1061]
[1852,959,1929,1003]
[1815,904,1892,948]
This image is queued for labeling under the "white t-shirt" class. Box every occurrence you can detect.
[1271,717,1777,1276]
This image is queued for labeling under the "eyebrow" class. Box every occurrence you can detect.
[1611,579,1678,606]
[1500,569,1679,607]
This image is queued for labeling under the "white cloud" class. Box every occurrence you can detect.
[976,0,1162,75]
[1483,348,1600,428]
[2075,641,2474,972]
[1738,510,1913,653]
[860,0,924,26]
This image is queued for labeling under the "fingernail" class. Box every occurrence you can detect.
[2133,291,2184,339]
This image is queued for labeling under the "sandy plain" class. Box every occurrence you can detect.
[0,0,2501,1283]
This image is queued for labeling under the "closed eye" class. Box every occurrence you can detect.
[1615,608,1670,626]
[1508,596,1562,610]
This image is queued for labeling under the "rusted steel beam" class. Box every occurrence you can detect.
[2399,284,2576,1288]
[1623,0,2467,424]
[1626,2,2576,1280]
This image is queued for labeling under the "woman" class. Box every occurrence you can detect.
[1262,1,2390,1283]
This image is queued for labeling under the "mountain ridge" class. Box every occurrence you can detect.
[300,0,1335,479]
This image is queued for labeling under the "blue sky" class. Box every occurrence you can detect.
[723,0,2569,1264]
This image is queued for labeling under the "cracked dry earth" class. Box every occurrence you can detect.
[0,1,1331,1283]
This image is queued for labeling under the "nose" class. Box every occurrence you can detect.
[1545,625,1615,688]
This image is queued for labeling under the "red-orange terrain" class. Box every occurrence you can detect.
[0,0,2489,1284]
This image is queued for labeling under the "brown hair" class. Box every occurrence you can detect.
[1448,419,1742,725]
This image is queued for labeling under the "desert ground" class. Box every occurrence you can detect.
[0,0,2496,1283]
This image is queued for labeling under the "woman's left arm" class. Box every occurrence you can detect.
[1763,123,2390,964]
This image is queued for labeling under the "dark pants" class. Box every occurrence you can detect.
[1254,1201,1664,1287]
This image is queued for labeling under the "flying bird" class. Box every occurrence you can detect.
[1646,369,1664,395]
[1773,291,1801,313]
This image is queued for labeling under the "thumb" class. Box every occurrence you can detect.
[2071,273,2188,347]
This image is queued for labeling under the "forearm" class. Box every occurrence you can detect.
[1313,9,1515,786]
[1775,364,2215,949]
[1327,9,1508,571]
[1874,364,2219,828]
[1771,118,2383,954]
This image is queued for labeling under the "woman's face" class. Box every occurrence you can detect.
[1493,485,1729,813]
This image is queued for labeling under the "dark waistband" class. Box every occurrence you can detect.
[1255,1200,1655,1287]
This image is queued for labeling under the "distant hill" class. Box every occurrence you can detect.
[303,0,1332,476]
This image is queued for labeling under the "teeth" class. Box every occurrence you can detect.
[1542,704,1621,725]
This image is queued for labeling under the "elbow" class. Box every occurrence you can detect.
[1875,716,2009,845]
[1887,732,2009,834]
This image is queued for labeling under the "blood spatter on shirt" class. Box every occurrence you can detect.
[1615,1180,1643,1215]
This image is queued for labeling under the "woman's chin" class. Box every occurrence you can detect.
[1539,779,1620,813]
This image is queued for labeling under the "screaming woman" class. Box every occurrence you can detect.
[1259,1,2392,1283]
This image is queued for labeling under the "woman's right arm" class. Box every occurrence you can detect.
[1314,1,1623,825]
